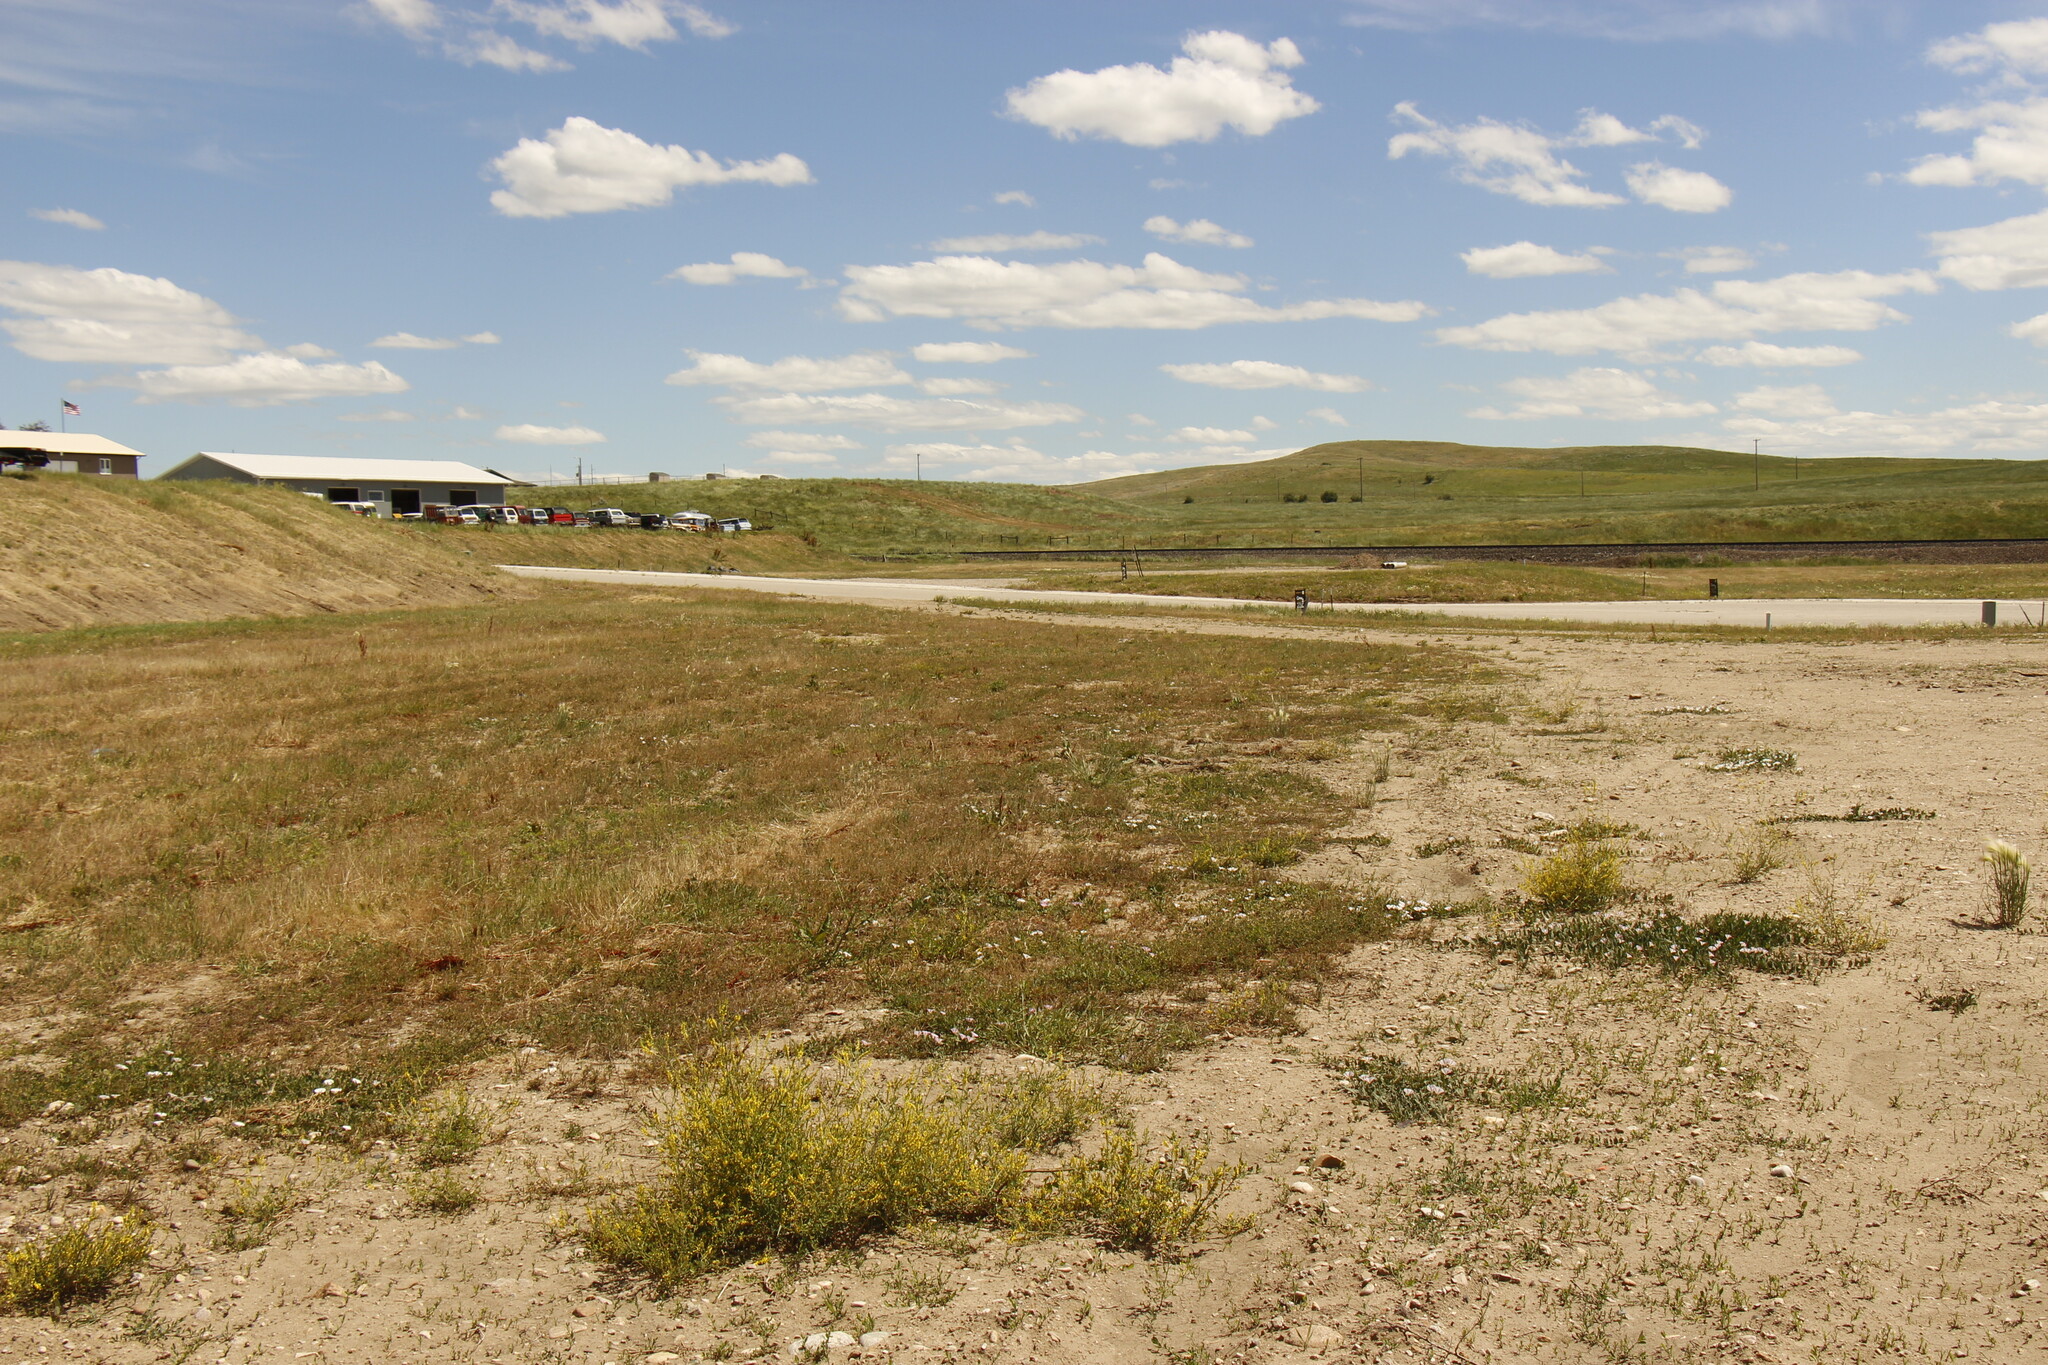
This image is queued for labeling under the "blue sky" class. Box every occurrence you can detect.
[11,1,2048,480]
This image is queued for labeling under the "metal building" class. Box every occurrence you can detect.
[155,452,516,517]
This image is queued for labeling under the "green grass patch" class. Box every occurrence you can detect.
[1332,1052,1568,1124]
[1483,909,1882,977]
[1706,748,1799,772]
[0,1218,152,1316]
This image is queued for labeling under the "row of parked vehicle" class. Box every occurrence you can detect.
[336,501,751,531]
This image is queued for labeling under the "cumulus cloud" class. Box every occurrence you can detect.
[283,343,338,359]
[1696,341,1863,367]
[1306,406,1348,424]
[1167,425,1257,443]
[1902,28,2048,192]
[1144,216,1254,248]
[1470,366,1715,420]
[993,190,1036,206]
[496,422,606,444]
[1928,17,2048,78]
[340,408,416,422]
[912,341,1033,363]
[927,231,1103,253]
[918,377,1003,396]
[0,260,264,364]
[488,117,812,219]
[115,354,408,407]
[365,0,438,37]
[666,251,808,284]
[879,440,1169,483]
[1438,269,1937,357]
[1625,161,1732,212]
[664,350,912,392]
[839,252,1427,331]
[743,431,862,454]
[370,330,498,349]
[2010,312,2048,346]
[1160,359,1370,392]
[1677,396,2048,459]
[1005,30,1319,148]
[1461,241,1610,278]
[715,392,1084,431]
[29,208,104,231]
[1927,209,2048,291]
[1665,245,1755,273]
[1733,383,1838,418]
[1391,104,1718,208]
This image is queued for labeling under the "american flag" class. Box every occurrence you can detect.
[61,400,79,416]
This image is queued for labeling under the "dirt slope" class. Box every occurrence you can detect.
[0,475,524,632]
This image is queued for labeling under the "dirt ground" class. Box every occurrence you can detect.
[7,618,2048,1365]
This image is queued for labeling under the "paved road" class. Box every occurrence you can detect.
[497,565,2044,628]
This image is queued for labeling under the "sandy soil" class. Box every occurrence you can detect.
[7,621,2048,1365]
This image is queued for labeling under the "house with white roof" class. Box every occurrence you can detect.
[0,432,144,478]
[156,452,522,517]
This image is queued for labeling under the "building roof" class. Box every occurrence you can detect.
[165,452,508,483]
[0,432,143,458]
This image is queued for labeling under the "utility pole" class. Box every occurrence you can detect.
[915,451,923,483]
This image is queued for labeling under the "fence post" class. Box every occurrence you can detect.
[1983,600,1998,627]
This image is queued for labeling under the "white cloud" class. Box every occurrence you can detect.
[1470,366,1715,420]
[1390,103,1713,207]
[1665,245,1755,273]
[1927,209,2048,291]
[1143,216,1254,248]
[742,431,862,454]
[715,392,1084,431]
[464,331,500,344]
[282,343,337,359]
[666,251,808,284]
[1344,2,1839,41]
[1005,30,1318,148]
[1928,17,2048,78]
[918,377,1002,396]
[488,117,812,219]
[449,30,568,70]
[1168,425,1257,443]
[1306,406,1348,425]
[496,422,606,444]
[1678,397,2048,459]
[927,231,1103,253]
[449,405,484,420]
[0,260,264,364]
[376,331,460,349]
[993,190,1036,207]
[365,0,438,37]
[1733,383,1838,418]
[29,208,104,231]
[1904,92,2048,190]
[1461,241,1610,278]
[1438,268,1937,356]
[912,341,1033,363]
[1625,161,1732,212]
[879,440,1165,483]
[2010,312,2048,346]
[117,353,408,407]
[1696,341,1862,367]
[366,0,730,69]
[1160,359,1370,392]
[340,408,416,422]
[839,252,1427,330]
[496,0,716,49]
[665,350,911,392]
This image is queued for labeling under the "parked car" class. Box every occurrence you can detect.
[585,508,634,527]
[514,506,549,525]
[547,507,577,525]
[330,501,380,518]
[716,517,753,533]
[426,505,480,525]
[667,511,713,531]
[636,513,670,530]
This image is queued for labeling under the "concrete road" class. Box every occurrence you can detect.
[497,565,2044,628]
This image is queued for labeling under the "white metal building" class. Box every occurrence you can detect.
[0,432,143,477]
[155,453,517,517]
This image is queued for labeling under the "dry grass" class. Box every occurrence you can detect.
[0,587,1459,1127]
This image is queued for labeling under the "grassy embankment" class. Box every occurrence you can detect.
[0,473,523,631]
[0,587,1480,1133]
[1017,561,2048,604]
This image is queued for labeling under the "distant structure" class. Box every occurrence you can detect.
[0,432,142,477]
[156,452,516,518]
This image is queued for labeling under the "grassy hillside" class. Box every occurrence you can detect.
[553,445,2048,554]
[1072,441,2048,547]
[0,474,527,631]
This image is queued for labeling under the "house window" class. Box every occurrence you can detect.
[325,487,361,502]
[449,489,476,505]
[97,458,113,475]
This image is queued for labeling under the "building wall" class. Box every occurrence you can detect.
[157,459,504,513]
[46,455,139,478]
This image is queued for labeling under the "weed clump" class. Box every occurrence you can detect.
[408,1091,490,1167]
[1729,825,1793,884]
[0,1217,151,1316]
[1333,1053,1566,1124]
[586,1041,1107,1285]
[1706,748,1798,773]
[1013,1128,1243,1255]
[408,1171,481,1215]
[1771,804,1933,824]
[1521,838,1627,914]
[1985,841,2032,928]
[1486,909,1881,977]
[214,1180,296,1251]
